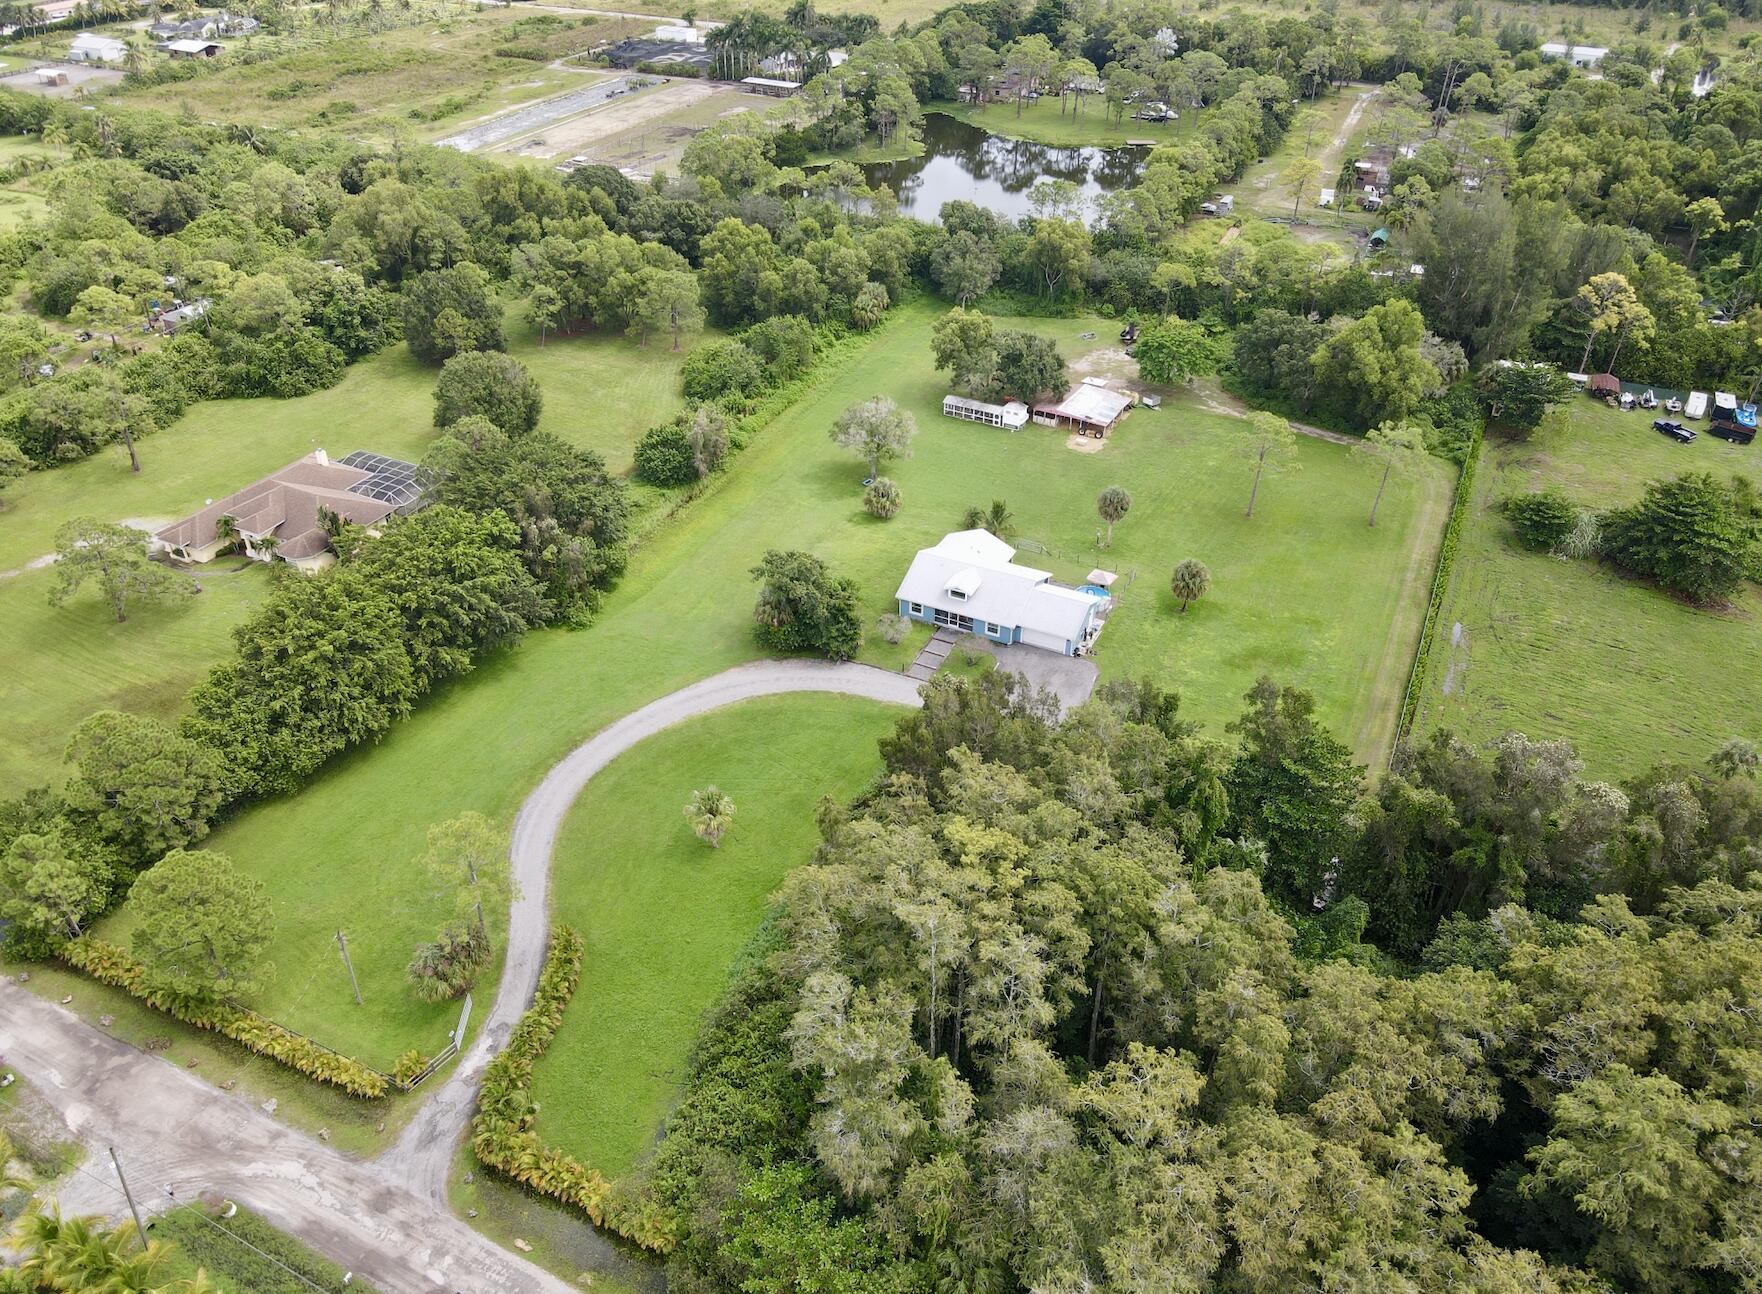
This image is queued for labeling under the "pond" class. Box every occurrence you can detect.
[860,113,1148,225]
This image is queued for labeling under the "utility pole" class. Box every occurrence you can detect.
[108,1146,148,1250]
[336,930,362,1006]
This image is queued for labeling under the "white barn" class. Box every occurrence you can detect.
[895,529,1110,657]
[1539,42,1608,67]
[69,32,127,63]
[943,394,1029,430]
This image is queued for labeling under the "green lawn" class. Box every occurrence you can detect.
[176,298,1442,1067]
[936,95,1192,148]
[0,562,271,798]
[1415,399,1762,776]
[531,694,899,1177]
[0,325,688,795]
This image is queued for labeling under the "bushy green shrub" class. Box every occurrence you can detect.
[633,419,696,487]
[470,925,678,1252]
[61,938,389,1098]
[681,339,764,404]
[1504,487,1581,551]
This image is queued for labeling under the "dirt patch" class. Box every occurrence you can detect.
[1070,346,1136,383]
[505,79,734,162]
[1191,379,1359,446]
[1065,433,1106,453]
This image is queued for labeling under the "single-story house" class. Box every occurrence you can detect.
[162,37,221,58]
[69,32,127,63]
[895,529,1111,657]
[32,0,81,23]
[943,394,1029,430]
[150,11,257,39]
[1032,378,1135,437]
[151,449,430,572]
[1539,42,1607,68]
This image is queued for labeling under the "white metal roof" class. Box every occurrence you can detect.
[71,32,125,51]
[1042,380,1134,426]
[164,37,220,52]
[895,531,1097,640]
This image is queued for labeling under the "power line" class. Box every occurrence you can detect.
[38,1152,343,1294]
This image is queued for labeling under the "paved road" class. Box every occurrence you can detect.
[5,661,921,1285]
[382,659,922,1202]
[0,984,580,1294]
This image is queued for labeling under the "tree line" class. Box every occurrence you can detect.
[638,669,1762,1294]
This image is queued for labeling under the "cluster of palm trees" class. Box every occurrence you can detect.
[0,1133,213,1294]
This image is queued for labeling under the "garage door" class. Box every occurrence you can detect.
[1020,628,1070,654]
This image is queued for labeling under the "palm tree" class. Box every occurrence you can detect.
[962,499,1015,540]
[0,1132,31,1197]
[1096,485,1131,547]
[214,514,239,555]
[685,786,735,849]
[1170,558,1211,613]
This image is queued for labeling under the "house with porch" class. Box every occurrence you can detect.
[150,449,430,573]
[895,529,1110,657]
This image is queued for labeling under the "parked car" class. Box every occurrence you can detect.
[1653,418,1696,443]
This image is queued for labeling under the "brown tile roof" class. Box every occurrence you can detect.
[153,452,397,555]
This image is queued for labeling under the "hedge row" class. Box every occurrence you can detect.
[1393,419,1485,748]
[60,937,390,1099]
[470,925,677,1253]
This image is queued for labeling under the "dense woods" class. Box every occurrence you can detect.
[646,672,1762,1294]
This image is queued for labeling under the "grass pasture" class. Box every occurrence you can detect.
[168,299,1443,1069]
[0,322,692,795]
[531,694,899,1177]
[1416,400,1762,776]
[936,95,1191,149]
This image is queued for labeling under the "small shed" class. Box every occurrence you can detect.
[163,38,222,58]
[1368,227,1390,249]
[944,394,1028,430]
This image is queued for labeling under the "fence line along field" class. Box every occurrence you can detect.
[1417,399,1762,776]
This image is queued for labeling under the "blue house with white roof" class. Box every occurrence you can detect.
[894,530,1110,657]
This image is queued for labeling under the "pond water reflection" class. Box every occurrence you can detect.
[860,113,1148,224]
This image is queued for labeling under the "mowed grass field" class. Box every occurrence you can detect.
[531,694,900,1177]
[0,323,685,797]
[936,95,1193,148]
[1416,400,1762,776]
[177,298,1443,1064]
[0,563,271,797]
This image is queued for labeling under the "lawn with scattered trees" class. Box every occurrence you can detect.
[165,303,1445,1067]
[530,693,900,1179]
